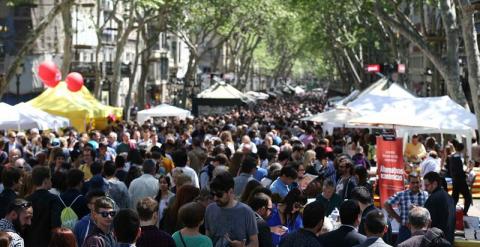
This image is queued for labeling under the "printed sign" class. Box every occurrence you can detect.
[376,136,405,207]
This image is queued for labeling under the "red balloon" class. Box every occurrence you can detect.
[38,61,60,87]
[66,72,84,92]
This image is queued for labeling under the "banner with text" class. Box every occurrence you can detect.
[376,136,405,207]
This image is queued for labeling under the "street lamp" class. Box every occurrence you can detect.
[16,63,24,102]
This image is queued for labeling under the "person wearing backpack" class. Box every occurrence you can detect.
[74,190,106,247]
[60,169,89,228]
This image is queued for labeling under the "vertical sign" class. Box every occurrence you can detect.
[376,136,405,207]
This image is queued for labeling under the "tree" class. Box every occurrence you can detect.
[373,0,468,106]
[0,0,74,99]
[457,0,480,136]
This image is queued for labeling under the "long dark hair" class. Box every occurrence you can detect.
[161,185,200,234]
[282,188,307,228]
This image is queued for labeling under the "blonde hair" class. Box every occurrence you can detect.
[303,150,316,168]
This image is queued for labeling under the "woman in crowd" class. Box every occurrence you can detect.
[172,202,212,247]
[354,165,372,196]
[267,188,307,246]
[155,175,175,225]
[335,157,357,200]
[161,185,200,234]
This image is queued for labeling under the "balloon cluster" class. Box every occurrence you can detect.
[38,61,84,92]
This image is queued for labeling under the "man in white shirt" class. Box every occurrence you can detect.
[420,151,441,177]
[171,149,199,188]
[128,159,159,209]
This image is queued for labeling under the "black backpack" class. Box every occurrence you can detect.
[420,228,452,247]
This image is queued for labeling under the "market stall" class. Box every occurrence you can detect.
[27,81,122,131]
[137,104,191,124]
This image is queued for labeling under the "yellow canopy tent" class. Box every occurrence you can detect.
[27,81,122,132]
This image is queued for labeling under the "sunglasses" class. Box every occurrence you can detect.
[15,202,31,208]
[97,211,116,218]
[210,190,225,198]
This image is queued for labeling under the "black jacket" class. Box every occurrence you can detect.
[447,154,466,181]
[25,189,63,247]
[318,225,366,247]
[255,214,273,247]
[424,187,455,244]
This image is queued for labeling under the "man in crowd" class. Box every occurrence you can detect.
[316,179,342,216]
[280,200,324,247]
[423,171,455,244]
[0,199,33,247]
[404,134,427,163]
[270,166,298,198]
[103,161,130,209]
[354,210,391,247]
[247,193,273,247]
[234,155,257,197]
[318,200,366,247]
[0,167,22,218]
[60,168,89,219]
[447,142,472,215]
[351,186,376,236]
[188,137,208,174]
[171,149,199,188]
[128,159,159,209]
[83,196,117,246]
[419,151,440,177]
[398,207,431,247]
[74,190,106,247]
[205,172,259,247]
[136,197,175,247]
[384,173,428,244]
[25,166,62,247]
[113,209,141,247]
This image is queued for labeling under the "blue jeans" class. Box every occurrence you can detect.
[396,225,411,244]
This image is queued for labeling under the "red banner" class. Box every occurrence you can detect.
[376,136,405,207]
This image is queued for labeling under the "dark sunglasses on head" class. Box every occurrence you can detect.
[15,202,31,209]
[97,211,116,218]
[210,190,225,198]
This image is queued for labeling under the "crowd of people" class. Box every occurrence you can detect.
[0,96,475,247]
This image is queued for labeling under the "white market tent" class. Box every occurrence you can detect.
[0,103,49,130]
[246,91,269,101]
[15,103,70,130]
[197,81,248,100]
[137,104,191,124]
[301,106,361,125]
[348,95,476,135]
[343,78,415,105]
[307,78,416,132]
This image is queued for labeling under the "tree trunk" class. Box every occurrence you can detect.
[124,30,142,121]
[0,0,73,99]
[110,33,130,106]
[137,51,150,111]
[439,0,467,106]
[110,3,136,107]
[374,2,468,106]
[183,50,198,109]
[93,38,103,99]
[61,1,74,77]
[458,0,480,138]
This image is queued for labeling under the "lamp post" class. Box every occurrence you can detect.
[15,63,24,103]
